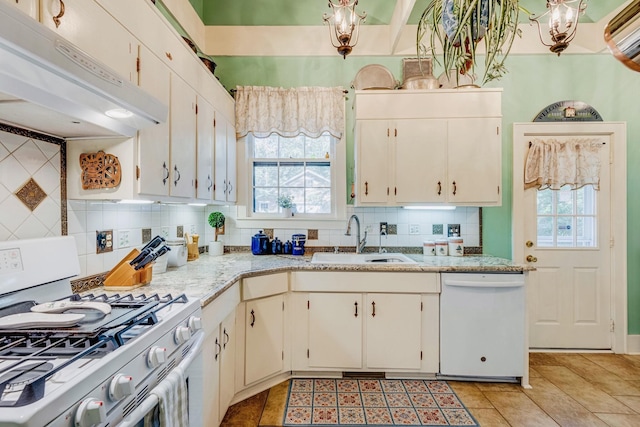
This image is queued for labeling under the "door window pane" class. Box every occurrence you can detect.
[536,186,597,248]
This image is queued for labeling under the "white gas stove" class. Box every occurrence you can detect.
[0,237,204,427]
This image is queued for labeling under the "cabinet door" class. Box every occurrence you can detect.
[137,46,170,197]
[365,293,422,370]
[169,74,196,198]
[395,119,447,204]
[447,118,502,205]
[244,295,284,385]
[196,97,214,201]
[40,0,137,82]
[356,120,390,204]
[226,120,237,203]
[202,323,221,426]
[308,293,362,369]
[219,309,236,423]
[213,113,228,202]
[4,0,38,19]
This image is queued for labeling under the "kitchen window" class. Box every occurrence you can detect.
[250,133,337,217]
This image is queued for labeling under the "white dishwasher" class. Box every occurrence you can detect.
[440,272,525,379]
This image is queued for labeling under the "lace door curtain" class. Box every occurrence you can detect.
[235,86,345,139]
[524,138,604,190]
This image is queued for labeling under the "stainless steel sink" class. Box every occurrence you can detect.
[310,253,417,264]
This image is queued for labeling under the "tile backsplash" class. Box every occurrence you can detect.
[0,128,481,279]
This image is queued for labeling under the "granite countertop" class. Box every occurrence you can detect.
[116,252,531,307]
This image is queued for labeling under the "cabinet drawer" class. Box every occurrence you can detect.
[242,273,288,301]
[291,272,439,293]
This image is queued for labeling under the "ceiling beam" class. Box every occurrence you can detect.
[389,0,417,54]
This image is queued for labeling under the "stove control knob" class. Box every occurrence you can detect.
[188,316,202,332]
[75,398,106,427]
[109,373,134,401]
[147,346,167,368]
[174,326,192,344]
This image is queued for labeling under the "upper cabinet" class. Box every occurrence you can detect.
[354,89,502,207]
[62,0,236,204]
[40,0,137,82]
[3,0,38,19]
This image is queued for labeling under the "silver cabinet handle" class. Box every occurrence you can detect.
[173,165,181,186]
[162,162,169,186]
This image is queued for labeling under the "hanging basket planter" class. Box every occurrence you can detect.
[418,0,522,85]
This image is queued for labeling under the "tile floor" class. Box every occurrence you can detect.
[220,353,640,426]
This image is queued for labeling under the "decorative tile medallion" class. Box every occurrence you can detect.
[284,379,478,426]
[15,178,47,211]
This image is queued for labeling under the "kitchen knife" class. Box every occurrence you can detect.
[130,235,165,266]
[134,245,170,270]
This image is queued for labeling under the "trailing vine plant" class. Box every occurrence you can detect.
[417,0,523,86]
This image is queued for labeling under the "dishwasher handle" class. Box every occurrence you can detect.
[444,280,524,288]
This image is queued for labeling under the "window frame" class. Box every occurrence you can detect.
[239,132,347,221]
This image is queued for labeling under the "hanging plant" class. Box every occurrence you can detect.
[417,0,523,86]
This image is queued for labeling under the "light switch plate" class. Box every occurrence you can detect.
[409,224,420,234]
[118,230,131,249]
[160,227,170,239]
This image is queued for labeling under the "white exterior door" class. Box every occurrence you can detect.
[513,122,627,351]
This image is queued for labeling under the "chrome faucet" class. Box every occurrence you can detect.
[345,214,367,253]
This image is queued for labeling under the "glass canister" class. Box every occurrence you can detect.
[448,237,464,257]
[423,241,436,256]
[435,239,449,256]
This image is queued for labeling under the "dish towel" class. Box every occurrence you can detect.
[149,369,189,427]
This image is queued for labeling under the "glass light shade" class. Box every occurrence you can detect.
[323,0,366,58]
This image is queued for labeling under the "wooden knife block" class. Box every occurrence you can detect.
[104,248,153,290]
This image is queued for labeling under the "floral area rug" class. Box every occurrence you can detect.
[283,378,478,426]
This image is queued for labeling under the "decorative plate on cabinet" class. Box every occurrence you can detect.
[352,64,398,90]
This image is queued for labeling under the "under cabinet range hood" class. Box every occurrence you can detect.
[0,2,167,139]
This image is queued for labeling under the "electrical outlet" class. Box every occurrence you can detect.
[118,230,131,249]
[409,224,420,234]
[379,222,388,235]
[96,230,113,254]
[448,224,461,237]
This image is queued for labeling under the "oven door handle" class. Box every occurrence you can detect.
[117,332,204,427]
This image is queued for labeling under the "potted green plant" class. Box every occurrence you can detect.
[416,0,522,86]
[277,194,294,217]
[207,211,225,256]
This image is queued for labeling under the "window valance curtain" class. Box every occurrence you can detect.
[235,86,345,139]
[524,138,604,190]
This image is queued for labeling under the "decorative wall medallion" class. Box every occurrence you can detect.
[15,178,47,211]
[533,100,603,122]
[79,150,122,190]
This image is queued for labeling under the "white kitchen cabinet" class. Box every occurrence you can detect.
[201,283,239,427]
[214,113,237,203]
[196,97,215,201]
[447,118,502,204]
[355,89,502,206]
[218,309,236,423]
[356,119,447,204]
[243,294,284,386]
[308,293,362,369]
[169,74,197,198]
[137,46,171,197]
[291,272,439,373]
[365,293,422,370]
[40,0,137,83]
[3,0,38,19]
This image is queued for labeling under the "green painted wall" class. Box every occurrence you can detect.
[213,54,640,334]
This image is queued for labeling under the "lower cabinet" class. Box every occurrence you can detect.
[236,273,288,389]
[244,294,285,385]
[291,272,440,374]
[201,284,239,427]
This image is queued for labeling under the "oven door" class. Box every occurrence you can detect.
[118,332,204,427]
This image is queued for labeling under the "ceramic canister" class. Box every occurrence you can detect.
[423,241,436,256]
[435,239,449,256]
[448,237,464,257]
